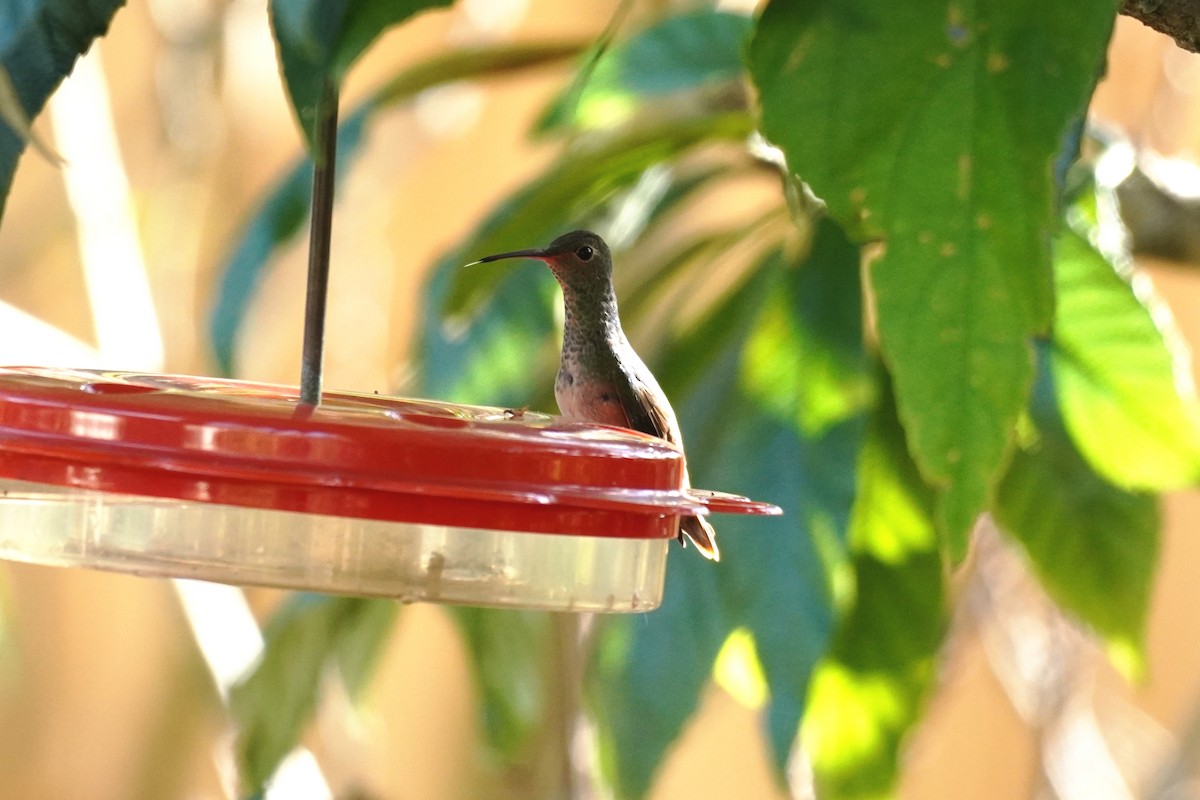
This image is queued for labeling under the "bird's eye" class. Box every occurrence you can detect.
[576,245,594,261]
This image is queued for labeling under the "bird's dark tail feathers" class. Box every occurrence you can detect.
[679,515,719,561]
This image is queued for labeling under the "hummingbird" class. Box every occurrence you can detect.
[475,230,719,560]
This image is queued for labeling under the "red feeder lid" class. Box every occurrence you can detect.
[0,367,778,540]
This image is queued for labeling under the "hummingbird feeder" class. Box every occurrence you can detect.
[0,85,778,612]
[0,367,776,611]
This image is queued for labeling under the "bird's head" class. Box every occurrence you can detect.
[473,230,612,295]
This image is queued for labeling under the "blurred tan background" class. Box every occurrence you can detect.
[0,2,1198,798]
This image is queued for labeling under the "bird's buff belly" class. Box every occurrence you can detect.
[555,375,629,428]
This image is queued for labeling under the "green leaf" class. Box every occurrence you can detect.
[443,110,754,318]
[588,264,770,799]
[0,0,126,221]
[533,0,632,134]
[748,0,1119,556]
[803,380,943,800]
[0,65,58,164]
[270,0,451,147]
[419,114,752,406]
[741,218,873,435]
[230,595,398,794]
[591,228,870,794]
[420,258,560,407]
[451,608,550,762]
[335,597,401,696]
[1050,189,1200,490]
[729,223,871,768]
[210,42,582,376]
[996,354,1159,673]
[716,410,863,774]
[209,108,369,376]
[540,9,752,132]
[591,560,730,800]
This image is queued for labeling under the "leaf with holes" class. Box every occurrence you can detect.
[748,0,1119,557]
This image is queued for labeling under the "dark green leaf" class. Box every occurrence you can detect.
[0,0,126,221]
[270,0,451,147]
[730,222,870,770]
[540,9,752,132]
[587,263,769,799]
[451,608,550,762]
[748,0,1119,556]
[0,65,57,164]
[996,354,1159,673]
[1051,189,1200,490]
[209,108,369,376]
[740,218,873,434]
[231,595,397,794]
[590,555,730,800]
[804,381,943,800]
[591,226,869,794]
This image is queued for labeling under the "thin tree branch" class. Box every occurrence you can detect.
[1121,0,1200,53]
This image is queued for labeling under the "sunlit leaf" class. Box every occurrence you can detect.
[0,0,125,221]
[713,628,768,709]
[269,0,451,147]
[749,0,1120,557]
[804,381,943,800]
[591,226,869,794]
[231,595,397,794]
[996,355,1159,674]
[539,9,752,132]
[1051,188,1200,490]
[534,0,633,134]
[588,263,771,799]
[730,223,870,768]
[741,218,873,435]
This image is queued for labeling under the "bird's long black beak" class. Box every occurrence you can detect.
[465,248,549,267]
